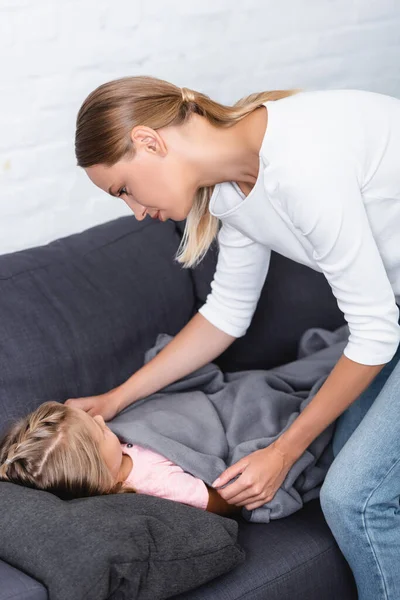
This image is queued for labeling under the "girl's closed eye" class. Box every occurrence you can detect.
[118,187,128,197]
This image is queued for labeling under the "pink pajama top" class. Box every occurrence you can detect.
[121,443,209,510]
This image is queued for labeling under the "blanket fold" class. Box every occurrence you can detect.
[109,325,349,522]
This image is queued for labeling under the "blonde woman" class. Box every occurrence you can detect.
[68,76,400,600]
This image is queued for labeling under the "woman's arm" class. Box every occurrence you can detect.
[117,222,271,412]
[275,353,385,462]
[66,223,271,420]
[213,354,388,510]
[66,312,236,419]
[277,152,400,367]
[274,149,400,458]
[116,313,235,411]
[213,150,400,509]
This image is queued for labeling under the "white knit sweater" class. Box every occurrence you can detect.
[199,89,400,366]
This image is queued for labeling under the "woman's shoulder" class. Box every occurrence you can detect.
[262,89,393,178]
[264,88,399,135]
[266,88,397,108]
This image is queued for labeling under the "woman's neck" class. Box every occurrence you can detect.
[181,105,268,190]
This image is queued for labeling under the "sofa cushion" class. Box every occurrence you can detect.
[0,216,196,437]
[173,499,357,600]
[0,498,356,600]
[0,482,244,600]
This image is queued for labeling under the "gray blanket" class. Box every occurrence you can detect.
[109,325,349,523]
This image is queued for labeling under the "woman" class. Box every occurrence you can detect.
[69,75,400,599]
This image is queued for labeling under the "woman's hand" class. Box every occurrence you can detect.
[211,441,295,511]
[64,389,122,421]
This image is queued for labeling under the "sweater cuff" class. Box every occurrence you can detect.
[198,304,247,338]
[343,338,400,366]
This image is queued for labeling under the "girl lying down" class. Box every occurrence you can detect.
[0,401,240,517]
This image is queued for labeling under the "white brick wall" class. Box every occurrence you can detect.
[1,0,399,255]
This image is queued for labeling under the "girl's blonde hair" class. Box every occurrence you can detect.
[0,401,135,500]
[75,75,298,267]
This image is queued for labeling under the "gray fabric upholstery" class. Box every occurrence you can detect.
[0,215,356,599]
[0,483,244,600]
[175,500,357,600]
[0,216,195,438]
[0,560,47,600]
[0,501,356,600]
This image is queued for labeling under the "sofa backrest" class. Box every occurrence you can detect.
[0,216,195,435]
[0,215,344,436]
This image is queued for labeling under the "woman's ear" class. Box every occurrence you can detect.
[130,126,167,156]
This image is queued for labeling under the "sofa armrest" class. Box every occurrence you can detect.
[0,559,47,600]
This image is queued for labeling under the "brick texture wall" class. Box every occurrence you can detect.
[0,0,399,254]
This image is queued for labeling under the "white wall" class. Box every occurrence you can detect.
[1,0,399,255]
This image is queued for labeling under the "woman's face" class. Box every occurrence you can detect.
[85,126,198,222]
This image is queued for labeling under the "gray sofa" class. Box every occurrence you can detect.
[0,215,357,600]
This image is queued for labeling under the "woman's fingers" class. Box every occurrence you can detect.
[211,458,248,488]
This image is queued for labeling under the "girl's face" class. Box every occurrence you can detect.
[85,125,198,223]
[72,407,123,480]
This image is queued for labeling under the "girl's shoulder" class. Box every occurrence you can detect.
[121,443,172,465]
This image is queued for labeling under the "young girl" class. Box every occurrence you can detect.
[69,76,400,600]
[0,401,239,516]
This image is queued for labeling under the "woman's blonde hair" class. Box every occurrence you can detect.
[75,75,298,268]
[0,401,135,500]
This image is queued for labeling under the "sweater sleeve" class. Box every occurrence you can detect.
[277,162,400,366]
[157,468,209,510]
[122,445,209,510]
[198,222,271,338]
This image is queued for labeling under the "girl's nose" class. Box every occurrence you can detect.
[94,415,105,426]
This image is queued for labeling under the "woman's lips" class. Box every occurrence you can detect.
[151,210,165,221]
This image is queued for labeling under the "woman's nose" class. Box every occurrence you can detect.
[124,197,147,220]
[133,209,147,221]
